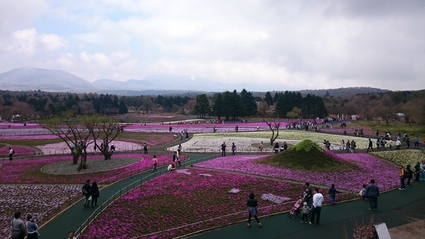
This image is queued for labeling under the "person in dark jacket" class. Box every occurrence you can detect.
[91,181,100,208]
[365,179,379,210]
[82,180,92,208]
[246,193,262,228]
[414,162,421,181]
[405,164,413,186]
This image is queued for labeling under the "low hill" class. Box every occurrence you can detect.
[257,140,358,172]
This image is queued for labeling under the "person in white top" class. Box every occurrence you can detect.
[67,231,77,239]
[309,188,324,225]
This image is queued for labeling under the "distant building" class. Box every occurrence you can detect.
[395,113,405,121]
[12,114,21,122]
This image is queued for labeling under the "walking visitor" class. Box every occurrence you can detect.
[246,192,262,228]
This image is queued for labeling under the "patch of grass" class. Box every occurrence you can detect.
[118,132,168,141]
[351,120,425,140]
[258,139,358,172]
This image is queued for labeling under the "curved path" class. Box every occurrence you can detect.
[190,182,425,239]
[38,136,425,238]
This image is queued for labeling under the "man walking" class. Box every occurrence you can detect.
[367,139,373,153]
[310,188,324,225]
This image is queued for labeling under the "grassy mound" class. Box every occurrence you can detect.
[257,139,358,172]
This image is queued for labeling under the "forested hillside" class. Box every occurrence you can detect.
[324,90,425,124]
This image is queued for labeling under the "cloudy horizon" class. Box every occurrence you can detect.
[1,0,424,91]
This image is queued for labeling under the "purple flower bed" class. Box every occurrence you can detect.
[0,154,177,184]
[0,145,36,157]
[195,154,399,191]
[79,168,343,239]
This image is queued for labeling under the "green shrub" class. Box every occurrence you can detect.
[258,139,358,172]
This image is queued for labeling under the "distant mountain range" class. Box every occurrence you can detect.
[0,67,389,96]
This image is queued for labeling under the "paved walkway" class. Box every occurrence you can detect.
[38,153,215,238]
[190,182,425,239]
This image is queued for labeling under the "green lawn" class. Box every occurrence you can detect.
[351,121,425,140]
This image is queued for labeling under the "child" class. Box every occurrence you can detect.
[301,202,310,223]
[359,184,368,200]
[328,184,340,205]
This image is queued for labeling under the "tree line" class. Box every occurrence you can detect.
[4,89,424,124]
[0,89,329,121]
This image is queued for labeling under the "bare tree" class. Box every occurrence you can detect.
[88,116,123,160]
[264,118,281,145]
[41,111,94,170]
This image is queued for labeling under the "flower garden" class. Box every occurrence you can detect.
[0,120,424,239]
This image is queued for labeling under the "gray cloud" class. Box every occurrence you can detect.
[0,0,424,91]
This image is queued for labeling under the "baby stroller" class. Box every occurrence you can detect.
[288,199,302,219]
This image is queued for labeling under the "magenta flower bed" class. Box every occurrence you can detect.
[119,135,176,147]
[0,154,176,184]
[78,168,315,239]
[195,154,399,191]
[0,145,36,157]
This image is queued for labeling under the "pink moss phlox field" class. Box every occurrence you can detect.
[0,184,81,239]
[0,134,60,140]
[124,121,289,133]
[195,154,399,191]
[78,168,301,239]
[0,145,36,156]
[0,123,41,129]
[0,154,174,184]
[119,134,176,147]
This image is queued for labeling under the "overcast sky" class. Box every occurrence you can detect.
[1,0,424,91]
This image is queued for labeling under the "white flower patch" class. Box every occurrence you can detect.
[199,173,212,177]
[169,131,371,153]
[261,193,291,204]
[228,188,241,194]
[176,169,191,175]
[36,140,142,155]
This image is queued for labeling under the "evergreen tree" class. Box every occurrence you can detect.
[264,92,274,106]
[240,89,258,116]
[194,94,211,118]
[212,93,224,120]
